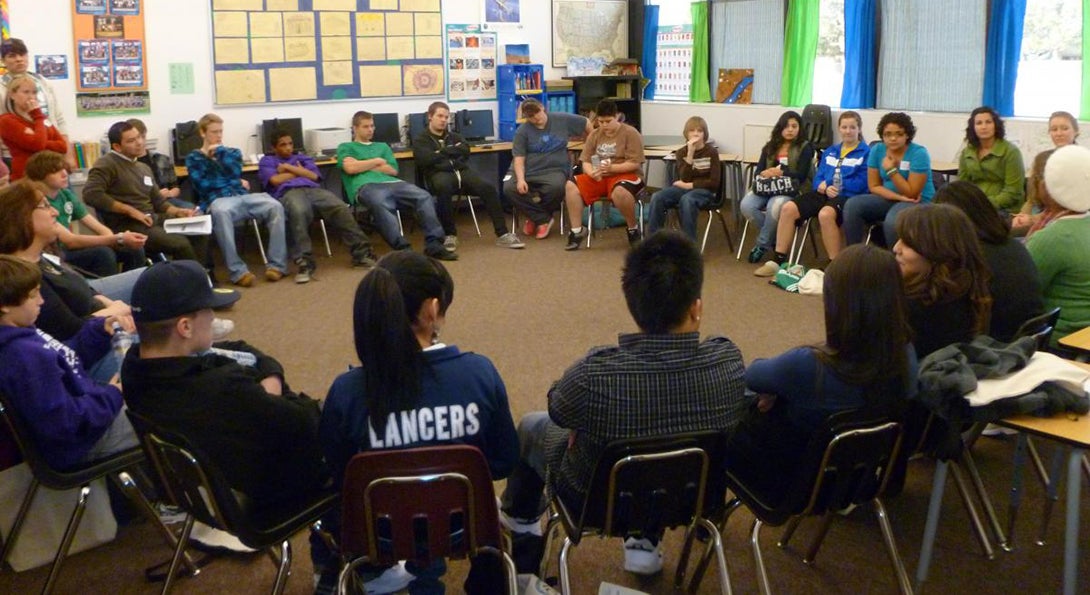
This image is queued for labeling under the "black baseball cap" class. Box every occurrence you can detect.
[131,260,240,322]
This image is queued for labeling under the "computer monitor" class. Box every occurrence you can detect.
[261,118,304,154]
[455,109,494,141]
[408,112,428,142]
[371,112,402,146]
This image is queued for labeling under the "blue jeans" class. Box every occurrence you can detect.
[357,182,445,252]
[207,193,288,282]
[740,192,790,249]
[87,266,146,304]
[648,186,715,241]
[842,193,918,247]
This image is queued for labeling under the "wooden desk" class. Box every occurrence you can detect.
[916,358,1090,595]
[1058,326,1090,355]
[932,161,959,175]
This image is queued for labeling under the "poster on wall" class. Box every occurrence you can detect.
[0,0,9,76]
[35,55,69,80]
[482,0,520,29]
[71,0,149,115]
[551,0,627,68]
[446,24,497,103]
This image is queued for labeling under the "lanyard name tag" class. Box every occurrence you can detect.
[143,175,153,186]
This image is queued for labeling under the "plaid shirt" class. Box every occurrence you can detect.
[185,146,247,210]
[546,332,747,501]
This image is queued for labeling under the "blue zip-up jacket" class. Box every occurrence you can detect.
[812,141,870,197]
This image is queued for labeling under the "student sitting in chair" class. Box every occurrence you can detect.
[186,113,289,287]
[411,101,523,250]
[647,116,721,242]
[337,110,457,262]
[258,128,377,284]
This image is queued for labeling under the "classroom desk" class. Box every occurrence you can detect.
[915,359,1090,595]
[932,161,959,175]
[1058,326,1090,356]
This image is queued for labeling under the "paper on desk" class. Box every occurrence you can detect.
[965,351,1090,407]
[163,214,212,236]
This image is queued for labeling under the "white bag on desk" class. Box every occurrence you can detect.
[0,463,117,572]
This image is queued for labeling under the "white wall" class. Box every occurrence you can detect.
[642,101,1084,169]
[11,1,564,151]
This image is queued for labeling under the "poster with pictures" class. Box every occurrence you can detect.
[35,55,69,80]
[71,0,148,114]
[446,24,497,102]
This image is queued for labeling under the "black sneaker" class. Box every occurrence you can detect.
[747,245,767,263]
[626,227,642,248]
[426,246,459,261]
[293,257,315,284]
[351,249,377,268]
[565,228,588,251]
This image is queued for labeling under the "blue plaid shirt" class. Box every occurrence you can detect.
[185,146,247,210]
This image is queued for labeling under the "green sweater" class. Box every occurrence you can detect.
[1026,214,1090,342]
[336,141,399,205]
[958,139,1025,212]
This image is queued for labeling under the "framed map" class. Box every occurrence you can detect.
[551,0,627,68]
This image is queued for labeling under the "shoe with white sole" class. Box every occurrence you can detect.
[754,260,781,277]
[363,561,414,594]
[622,537,663,575]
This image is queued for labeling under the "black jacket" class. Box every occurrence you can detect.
[412,129,471,176]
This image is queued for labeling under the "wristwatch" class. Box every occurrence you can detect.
[115,233,124,246]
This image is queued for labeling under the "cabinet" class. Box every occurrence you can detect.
[497,64,546,141]
[563,75,642,131]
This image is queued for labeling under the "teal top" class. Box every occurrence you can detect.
[336,141,399,205]
[47,187,88,229]
[958,138,1025,212]
[1026,214,1090,343]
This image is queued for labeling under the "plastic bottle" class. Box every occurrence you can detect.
[111,322,133,358]
[832,165,842,193]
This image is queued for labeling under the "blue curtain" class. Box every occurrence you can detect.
[841,0,876,108]
[983,0,1026,116]
[642,4,660,100]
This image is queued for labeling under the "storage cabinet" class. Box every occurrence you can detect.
[497,64,546,141]
[562,75,642,131]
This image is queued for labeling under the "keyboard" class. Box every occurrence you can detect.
[466,139,495,147]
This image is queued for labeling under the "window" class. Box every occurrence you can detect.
[648,0,694,101]
[812,0,845,107]
[1014,0,1081,117]
[710,0,785,105]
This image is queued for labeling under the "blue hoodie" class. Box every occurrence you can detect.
[0,318,121,470]
[812,141,870,197]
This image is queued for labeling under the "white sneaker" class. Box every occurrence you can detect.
[622,537,663,575]
[497,503,543,536]
[443,235,458,251]
[211,318,235,340]
[754,260,781,277]
[495,232,526,249]
[363,561,414,594]
[982,423,1018,437]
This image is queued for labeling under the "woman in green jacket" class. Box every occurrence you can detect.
[958,106,1025,213]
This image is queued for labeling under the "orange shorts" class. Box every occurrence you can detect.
[574,172,643,206]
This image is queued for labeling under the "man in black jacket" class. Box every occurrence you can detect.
[411,101,523,250]
[121,260,329,510]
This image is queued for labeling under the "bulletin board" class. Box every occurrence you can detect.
[210,0,445,106]
[71,0,150,116]
[445,24,496,102]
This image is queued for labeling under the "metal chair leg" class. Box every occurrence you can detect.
[688,498,740,594]
[162,515,197,595]
[874,499,913,595]
[42,485,91,595]
[962,446,1008,550]
[114,472,199,576]
[802,511,835,564]
[750,518,772,595]
[558,537,574,595]
[694,517,732,595]
[539,513,560,581]
[0,477,40,567]
[950,462,995,559]
[915,459,948,591]
[318,219,332,256]
[463,195,482,237]
[735,219,750,260]
[270,540,292,595]
[1007,432,1029,548]
[1037,445,1066,546]
[250,219,268,265]
[777,516,803,548]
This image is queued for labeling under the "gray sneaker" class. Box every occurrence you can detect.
[495,232,525,249]
[443,235,458,251]
[294,257,314,284]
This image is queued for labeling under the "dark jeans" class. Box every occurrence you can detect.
[427,169,509,237]
[356,181,445,251]
[279,186,371,261]
[503,170,568,226]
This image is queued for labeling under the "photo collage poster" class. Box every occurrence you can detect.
[446,24,496,102]
[72,0,149,115]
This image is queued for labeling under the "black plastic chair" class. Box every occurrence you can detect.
[0,393,150,594]
[716,409,911,595]
[801,104,834,152]
[126,411,338,594]
[337,444,518,594]
[1013,306,1061,351]
[541,430,733,595]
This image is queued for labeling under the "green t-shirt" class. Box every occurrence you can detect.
[1026,214,1090,342]
[336,141,399,205]
[47,187,88,229]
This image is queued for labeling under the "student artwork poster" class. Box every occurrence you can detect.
[71,0,148,109]
[445,24,497,102]
[110,0,139,16]
[76,0,106,15]
[35,55,68,80]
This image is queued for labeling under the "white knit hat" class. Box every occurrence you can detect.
[1043,144,1090,213]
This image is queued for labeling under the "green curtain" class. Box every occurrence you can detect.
[781,0,819,107]
[1083,0,1090,119]
[690,1,711,102]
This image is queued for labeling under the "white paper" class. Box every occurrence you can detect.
[163,214,212,236]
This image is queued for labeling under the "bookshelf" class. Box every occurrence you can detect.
[562,75,642,131]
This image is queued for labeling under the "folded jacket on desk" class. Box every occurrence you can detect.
[966,352,1089,407]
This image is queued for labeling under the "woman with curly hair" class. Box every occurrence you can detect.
[957,106,1025,213]
[843,112,935,248]
[893,204,992,357]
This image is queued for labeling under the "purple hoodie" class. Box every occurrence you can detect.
[0,317,122,470]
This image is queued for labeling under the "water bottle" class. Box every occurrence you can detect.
[111,322,133,358]
[591,154,601,171]
[832,165,843,193]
